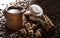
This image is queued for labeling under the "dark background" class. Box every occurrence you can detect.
[34,0,60,25]
[33,0,60,38]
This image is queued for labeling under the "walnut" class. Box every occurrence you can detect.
[19,28,27,37]
[28,30,34,36]
[35,29,42,38]
[25,22,31,29]
[32,24,36,29]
